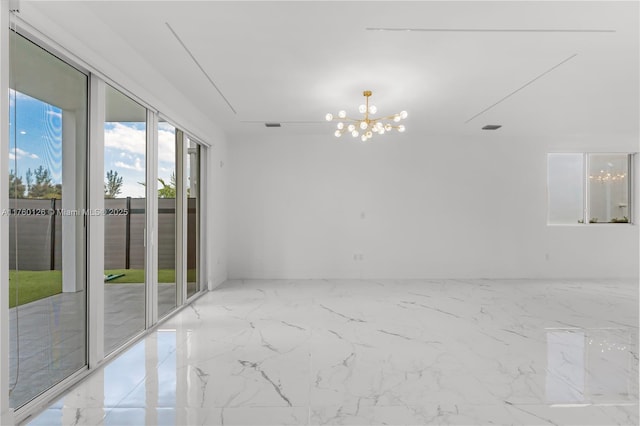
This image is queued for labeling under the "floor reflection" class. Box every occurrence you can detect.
[27,279,638,426]
[546,328,637,406]
[29,329,178,426]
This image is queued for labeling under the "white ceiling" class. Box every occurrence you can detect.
[20,1,640,140]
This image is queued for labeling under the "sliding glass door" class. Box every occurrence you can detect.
[103,85,147,354]
[8,31,88,409]
[156,127,205,315]
[157,121,177,319]
[6,29,208,416]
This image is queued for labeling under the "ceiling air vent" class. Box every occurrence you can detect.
[265,123,281,128]
[482,125,502,130]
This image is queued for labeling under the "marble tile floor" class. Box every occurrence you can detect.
[9,283,180,408]
[27,278,638,425]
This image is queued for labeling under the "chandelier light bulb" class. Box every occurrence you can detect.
[325,91,407,142]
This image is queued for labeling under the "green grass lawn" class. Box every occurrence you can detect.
[9,270,62,308]
[8,268,197,308]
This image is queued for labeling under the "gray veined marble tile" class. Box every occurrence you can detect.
[28,279,638,426]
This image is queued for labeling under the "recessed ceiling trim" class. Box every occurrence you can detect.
[165,22,237,114]
[465,53,578,124]
[366,27,616,33]
[240,121,325,124]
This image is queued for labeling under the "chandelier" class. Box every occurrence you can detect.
[589,171,626,182]
[325,91,407,142]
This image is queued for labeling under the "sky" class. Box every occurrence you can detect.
[9,90,62,183]
[9,90,177,199]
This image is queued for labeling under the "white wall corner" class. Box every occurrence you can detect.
[212,276,227,290]
[208,134,228,291]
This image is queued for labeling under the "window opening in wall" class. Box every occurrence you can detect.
[547,153,584,225]
[547,153,633,225]
[587,154,630,224]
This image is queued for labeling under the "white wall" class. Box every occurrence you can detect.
[209,135,228,289]
[228,130,638,279]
